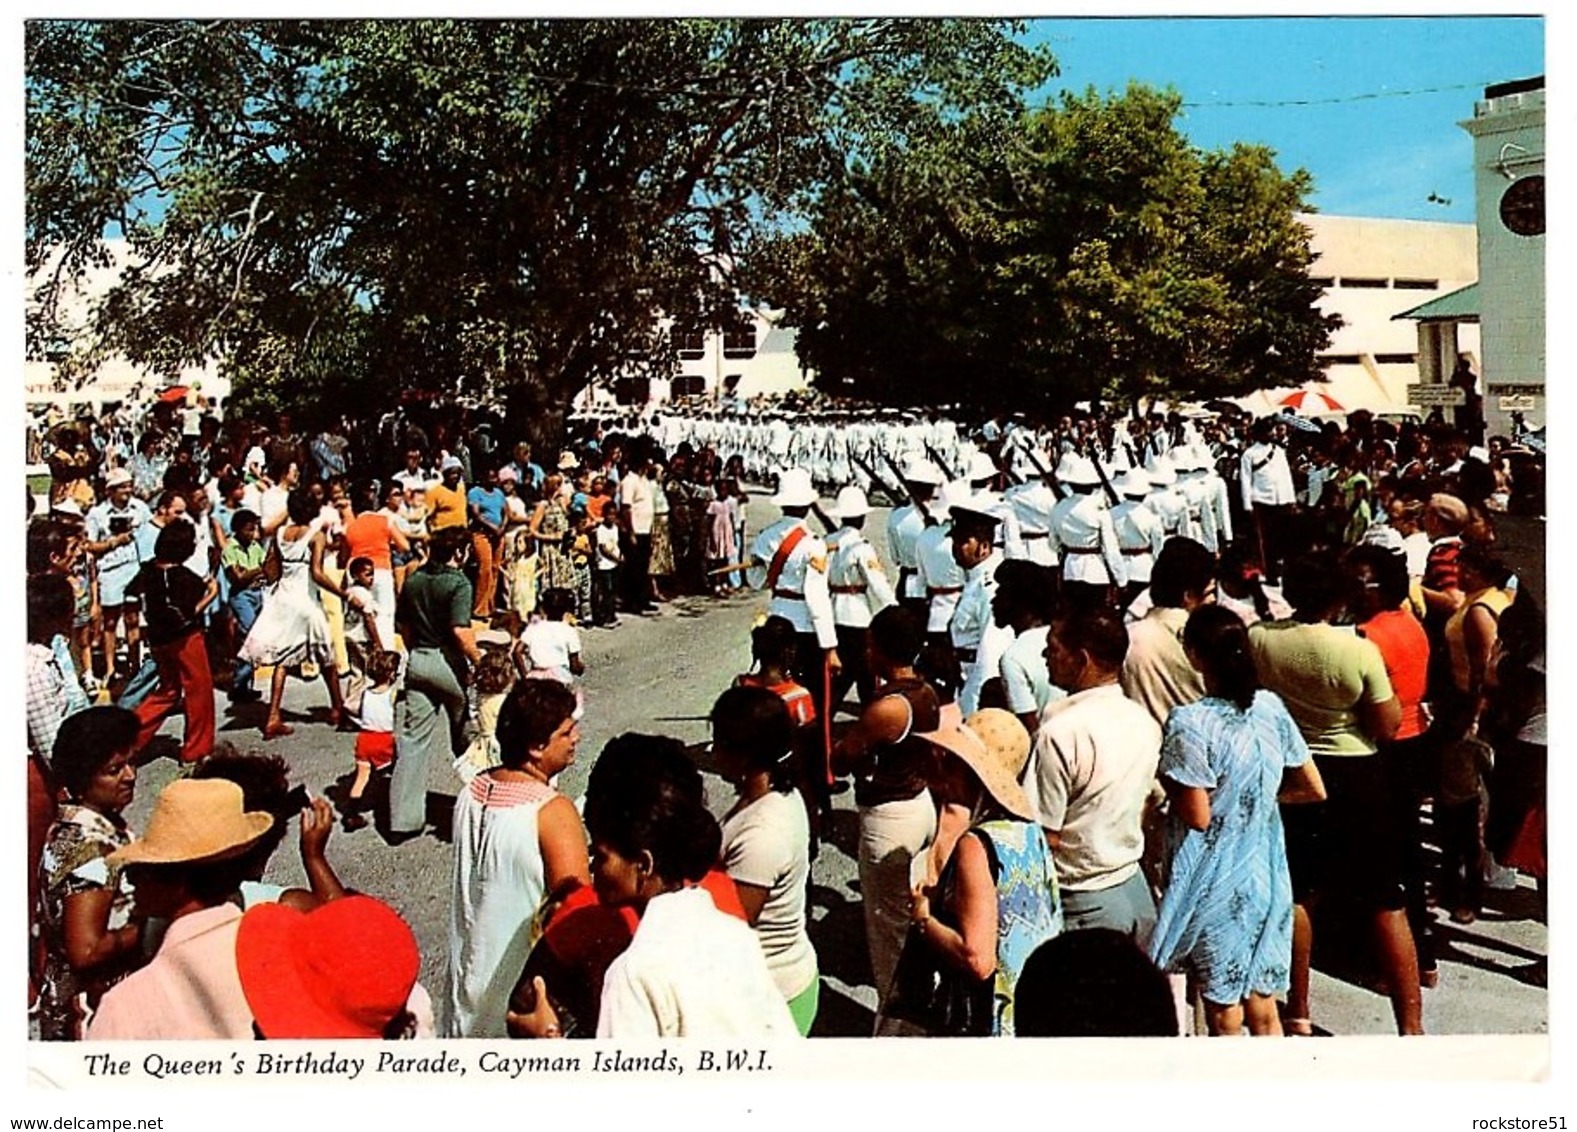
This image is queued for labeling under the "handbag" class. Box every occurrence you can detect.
[881,831,999,1037]
[883,922,994,1037]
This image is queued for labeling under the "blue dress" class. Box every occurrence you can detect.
[1147,690,1311,1004]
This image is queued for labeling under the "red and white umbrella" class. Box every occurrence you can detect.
[1277,388,1344,414]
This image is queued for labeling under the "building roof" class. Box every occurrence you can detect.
[1394,281,1479,323]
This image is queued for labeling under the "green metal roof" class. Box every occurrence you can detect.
[1394,281,1479,323]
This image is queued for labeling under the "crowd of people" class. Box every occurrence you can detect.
[24,387,1545,1041]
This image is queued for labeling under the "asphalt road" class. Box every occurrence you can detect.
[121,499,1547,1039]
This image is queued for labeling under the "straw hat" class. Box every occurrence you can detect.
[772,467,818,508]
[237,895,420,1039]
[917,708,1036,822]
[108,779,274,867]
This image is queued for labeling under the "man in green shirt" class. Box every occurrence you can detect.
[390,526,480,840]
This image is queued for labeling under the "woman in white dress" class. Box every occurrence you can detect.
[444,679,590,1038]
[239,489,355,739]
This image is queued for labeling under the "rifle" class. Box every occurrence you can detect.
[810,500,839,535]
[880,453,939,527]
[924,443,960,482]
[1090,450,1121,508]
[1023,447,1065,502]
[852,453,904,510]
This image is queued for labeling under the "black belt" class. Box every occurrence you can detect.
[1064,547,1099,555]
[772,588,804,601]
[954,648,978,663]
[1022,531,1050,540]
[928,585,964,596]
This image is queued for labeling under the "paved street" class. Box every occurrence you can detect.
[122,501,1547,1039]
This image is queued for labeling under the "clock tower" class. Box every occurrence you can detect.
[1460,76,1545,439]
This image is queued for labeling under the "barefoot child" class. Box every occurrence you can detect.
[343,648,401,831]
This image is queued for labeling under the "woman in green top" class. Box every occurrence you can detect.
[1248,552,1420,1036]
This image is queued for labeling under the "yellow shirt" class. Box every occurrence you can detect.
[426,482,467,531]
[1445,586,1513,694]
[1248,620,1393,757]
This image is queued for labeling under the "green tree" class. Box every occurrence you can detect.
[27,19,1052,443]
[747,83,1338,415]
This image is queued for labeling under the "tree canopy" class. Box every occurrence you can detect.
[744,83,1339,414]
[26,18,1052,440]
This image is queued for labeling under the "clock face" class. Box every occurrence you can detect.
[1499,175,1545,237]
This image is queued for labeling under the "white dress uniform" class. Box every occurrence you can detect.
[746,516,837,650]
[950,548,1010,716]
[1047,488,1129,588]
[1239,441,1297,510]
[916,522,965,634]
[1111,487,1167,586]
[1004,478,1059,565]
[886,502,931,603]
[827,525,897,627]
[1143,457,1190,539]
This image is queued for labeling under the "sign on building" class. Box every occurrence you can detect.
[1407,384,1467,407]
[1498,395,1538,411]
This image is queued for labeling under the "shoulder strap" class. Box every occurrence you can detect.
[765,524,810,590]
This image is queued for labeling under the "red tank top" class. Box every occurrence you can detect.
[343,512,394,571]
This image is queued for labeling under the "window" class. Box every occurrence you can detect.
[671,375,706,398]
[614,377,650,405]
[1308,276,1336,289]
[1318,354,1363,366]
[721,316,757,359]
[1393,279,1439,290]
[1375,353,1417,365]
[1338,277,1388,289]
[672,326,705,359]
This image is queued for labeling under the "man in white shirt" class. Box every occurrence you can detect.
[618,452,657,615]
[1025,605,1162,943]
[1238,417,1297,584]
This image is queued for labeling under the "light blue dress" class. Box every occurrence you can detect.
[1148,690,1311,1003]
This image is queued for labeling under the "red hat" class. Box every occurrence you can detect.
[236,895,419,1039]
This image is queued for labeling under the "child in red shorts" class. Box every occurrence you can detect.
[343,649,402,831]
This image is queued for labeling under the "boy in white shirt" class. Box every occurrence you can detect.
[592,503,623,628]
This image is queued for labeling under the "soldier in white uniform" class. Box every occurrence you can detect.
[1111,467,1167,607]
[886,459,943,620]
[962,450,1024,559]
[746,466,841,815]
[1238,417,1298,584]
[915,479,971,701]
[1003,449,1060,565]
[1143,453,1189,540]
[947,502,1012,717]
[1174,444,1232,554]
[1047,453,1128,610]
[826,485,897,709]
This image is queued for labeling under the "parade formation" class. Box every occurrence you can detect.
[25,389,1546,1042]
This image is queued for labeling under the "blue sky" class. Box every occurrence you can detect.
[1021,16,1543,223]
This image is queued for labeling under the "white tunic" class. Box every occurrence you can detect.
[1047,491,1128,587]
[826,527,897,628]
[1004,481,1059,565]
[915,523,965,634]
[747,517,837,648]
[950,550,1011,715]
[1111,499,1166,584]
[1239,442,1297,509]
[886,503,931,600]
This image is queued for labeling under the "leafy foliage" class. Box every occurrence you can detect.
[27,19,1052,437]
[745,83,1339,413]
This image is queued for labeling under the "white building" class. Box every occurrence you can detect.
[1233,213,1480,417]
